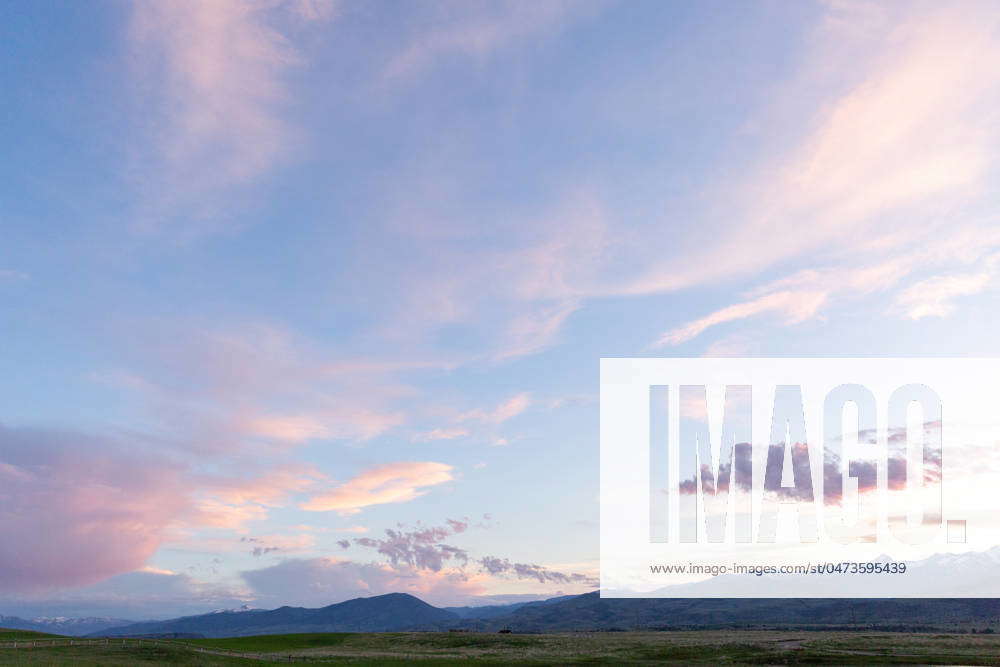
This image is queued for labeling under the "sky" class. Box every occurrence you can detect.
[2,0,1000,620]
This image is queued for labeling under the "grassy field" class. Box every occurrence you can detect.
[4,629,1000,664]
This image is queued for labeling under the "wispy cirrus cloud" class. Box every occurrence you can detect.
[497,299,581,360]
[367,191,608,362]
[624,2,1000,349]
[380,0,603,85]
[414,394,532,449]
[653,231,1000,346]
[629,2,1000,297]
[894,255,999,320]
[654,290,828,347]
[370,2,1000,362]
[127,0,335,235]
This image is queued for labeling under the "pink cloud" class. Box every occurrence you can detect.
[187,465,327,532]
[300,462,455,514]
[193,499,270,532]
[243,415,331,444]
[342,525,368,534]
[207,466,325,507]
[0,420,351,591]
[243,408,403,444]
[459,392,531,424]
[110,321,409,450]
[0,426,191,593]
[412,427,470,443]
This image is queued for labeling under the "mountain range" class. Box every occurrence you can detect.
[0,615,134,636]
[4,549,999,638]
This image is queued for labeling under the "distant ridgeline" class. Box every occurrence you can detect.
[74,592,1000,638]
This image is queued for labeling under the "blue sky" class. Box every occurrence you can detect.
[2,0,1000,619]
